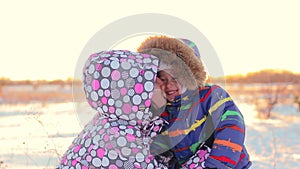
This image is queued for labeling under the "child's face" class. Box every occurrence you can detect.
[158,70,183,101]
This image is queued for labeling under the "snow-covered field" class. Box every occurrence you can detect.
[0,101,300,168]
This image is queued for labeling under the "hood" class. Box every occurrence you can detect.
[139,48,198,90]
[83,50,160,123]
[137,35,207,88]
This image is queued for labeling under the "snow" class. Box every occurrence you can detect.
[0,101,300,168]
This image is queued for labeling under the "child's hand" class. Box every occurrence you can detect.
[151,78,167,110]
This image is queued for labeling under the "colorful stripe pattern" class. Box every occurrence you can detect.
[153,84,251,168]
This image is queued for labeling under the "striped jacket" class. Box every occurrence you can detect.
[152,84,252,169]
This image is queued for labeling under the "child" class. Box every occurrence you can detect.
[57,50,173,169]
[137,36,252,169]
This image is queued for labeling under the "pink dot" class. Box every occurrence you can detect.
[107,143,113,149]
[132,148,139,153]
[141,53,150,58]
[62,156,67,165]
[91,101,97,108]
[82,166,88,169]
[109,164,118,169]
[92,80,100,90]
[98,129,105,135]
[97,148,105,158]
[102,118,108,125]
[90,53,98,58]
[145,157,150,163]
[126,133,136,142]
[86,155,92,162]
[134,163,142,168]
[96,63,102,71]
[145,99,151,107]
[153,126,160,132]
[74,145,81,153]
[122,104,131,114]
[111,70,121,80]
[101,97,107,104]
[109,106,115,113]
[134,83,144,94]
[132,106,138,112]
[72,159,78,166]
[189,164,196,169]
[120,88,127,95]
[104,134,110,142]
[128,55,136,59]
[104,90,111,97]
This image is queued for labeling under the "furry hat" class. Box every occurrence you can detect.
[137,35,207,88]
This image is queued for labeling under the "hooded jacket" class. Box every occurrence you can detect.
[137,36,252,169]
[57,50,170,169]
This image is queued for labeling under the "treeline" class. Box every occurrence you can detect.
[213,69,300,84]
[0,77,76,86]
[1,69,300,86]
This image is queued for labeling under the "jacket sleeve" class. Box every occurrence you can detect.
[204,85,246,169]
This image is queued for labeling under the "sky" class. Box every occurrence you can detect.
[1,0,300,80]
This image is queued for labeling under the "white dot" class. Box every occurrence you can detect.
[91,150,96,157]
[92,158,101,167]
[101,157,110,167]
[143,58,151,63]
[101,67,111,77]
[88,64,95,74]
[121,147,131,156]
[117,80,124,87]
[144,81,154,92]
[136,153,145,162]
[91,91,98,101]
[79,147,86,156]
[141,92,148,99]
[121,62,131,70]
[130,68,139,78]
[93,135,100,144]
[98,89,104,96]
[133,95,142,105]
[123,95,130,102]
[101,79,110,89]
[84,138,91,147]
[115,101,122,107]
[102,105,108,112]
[94,71,100,79]
[117,137,127,147]
[111,60,120,69]
[108,99,114,106]
[136,111,144,120]
[108,150,118,160]
[144,71,154,80]
[125,128,134,134]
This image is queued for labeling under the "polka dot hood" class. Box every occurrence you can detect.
[83,50,161,123]
[57,50,169,169]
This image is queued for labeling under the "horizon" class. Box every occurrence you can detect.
[2,68,300,82]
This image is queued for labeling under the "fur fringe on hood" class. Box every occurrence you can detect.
[137,35,207,88]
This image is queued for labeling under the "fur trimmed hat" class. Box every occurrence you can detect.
[140,48,197,90]
[137,35,207,88]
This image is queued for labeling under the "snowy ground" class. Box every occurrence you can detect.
[0,101,300,168]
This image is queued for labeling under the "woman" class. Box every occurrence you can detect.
[138,36,252,169]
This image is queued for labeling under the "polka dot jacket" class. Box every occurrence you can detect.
[56,50,169,169]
